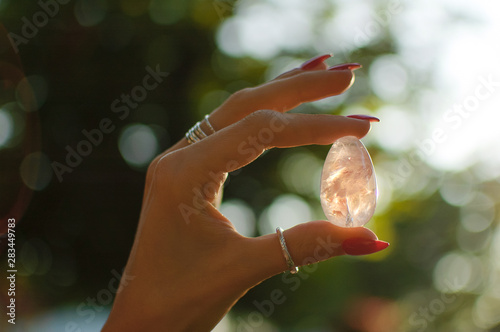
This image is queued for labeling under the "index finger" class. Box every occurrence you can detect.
[171,111,371,191]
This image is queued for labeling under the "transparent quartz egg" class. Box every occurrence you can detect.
[320,136,377,227]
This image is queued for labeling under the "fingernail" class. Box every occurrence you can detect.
[342,238,390,256]
[328,63,362,71]
[346,114,380,122]
[300,54,333,70]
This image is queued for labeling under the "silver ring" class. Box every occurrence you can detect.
[185,121,205,144]
[204,115,216,134]
[185,115,216,144]
[185,122,200,144]
[276,227,299,274]
[193,122,208,139]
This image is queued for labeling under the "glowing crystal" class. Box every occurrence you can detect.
[320,136,377,227]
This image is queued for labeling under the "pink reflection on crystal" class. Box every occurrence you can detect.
[320,136,377,227]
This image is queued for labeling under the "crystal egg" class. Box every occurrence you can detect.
[320,136,377,227]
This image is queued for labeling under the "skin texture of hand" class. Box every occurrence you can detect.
[102,56,385,331]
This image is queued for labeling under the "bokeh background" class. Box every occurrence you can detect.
[1,0,500,331]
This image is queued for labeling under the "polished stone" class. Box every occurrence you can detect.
[320,136,377,227]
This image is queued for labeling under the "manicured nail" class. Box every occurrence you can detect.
[300,54,333,70]
[342,238,390,256]
[328,63,362,71]
[346,114,380,122]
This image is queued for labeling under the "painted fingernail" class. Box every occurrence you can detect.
[346,114,380,122]
[300,54,333,70]
[328,63,362,71]
[342,238,390,256]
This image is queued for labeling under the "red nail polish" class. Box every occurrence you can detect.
[328,63,362,71]
[346,114,380,122]
[342,238,389,256]
[300,54,333,70]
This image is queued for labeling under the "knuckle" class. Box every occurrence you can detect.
[247,109,277,124]
[145,156,161,186]
[147,155,161,174]
[228,87,254,104]
[147,151,183,184]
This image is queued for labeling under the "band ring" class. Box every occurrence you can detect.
[185,115,215,144]
[185,121,204,144]
[276,227,299,274]
[204,115,216,134]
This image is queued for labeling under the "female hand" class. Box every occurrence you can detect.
[102,55,388,331]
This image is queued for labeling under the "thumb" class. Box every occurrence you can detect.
[247,221,389,282]
[284,221,389,264]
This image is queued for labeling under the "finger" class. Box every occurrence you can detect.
[271,68,303,81]
[160,111,371,205]
[273,54,332,80]
[182,111,371,180]
[159,63,356,156]
[245,221,389,282]
[299,54,333,71]
[209,69,355,130]
[256,70,354,112]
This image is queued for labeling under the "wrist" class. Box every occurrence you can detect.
[103,238,256,331]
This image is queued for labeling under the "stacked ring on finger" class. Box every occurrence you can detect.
[185,115,216,144]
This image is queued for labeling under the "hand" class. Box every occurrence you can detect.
[102,55,388,331]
